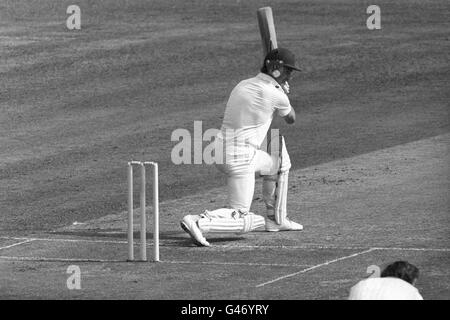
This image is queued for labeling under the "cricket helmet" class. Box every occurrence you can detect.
[264,48,301,71]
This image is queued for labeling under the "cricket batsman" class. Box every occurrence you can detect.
[181,48,303,246]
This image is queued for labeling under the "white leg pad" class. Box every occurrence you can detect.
[197,209,265,234]
[275,171,288,224]
[262,135,291,224]
[261,135,291,175]
[263,170,289,225]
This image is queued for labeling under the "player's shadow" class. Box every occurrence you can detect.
[163,231,246,247]
[52,230,246,247]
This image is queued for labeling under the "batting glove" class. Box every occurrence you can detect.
[281,81,290,94]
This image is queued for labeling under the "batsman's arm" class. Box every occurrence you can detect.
[283,108,296,124]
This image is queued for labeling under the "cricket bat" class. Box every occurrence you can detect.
[257,7,278,57]
[257,7,279,154]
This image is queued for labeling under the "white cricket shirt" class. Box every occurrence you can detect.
[217,73,292,162]
[348,277,424,300]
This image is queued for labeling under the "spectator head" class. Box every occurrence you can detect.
[381,261,420,285]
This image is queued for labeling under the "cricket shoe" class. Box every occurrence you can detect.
[180,215,210,247]
[265,217,303,232]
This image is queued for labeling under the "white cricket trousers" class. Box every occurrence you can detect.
[196,150,273,234]
[216,149,274,211]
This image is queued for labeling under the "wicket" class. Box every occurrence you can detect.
[127,161,159,262]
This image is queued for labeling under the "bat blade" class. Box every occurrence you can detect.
[257,7,278,57]
[257,7,281,155]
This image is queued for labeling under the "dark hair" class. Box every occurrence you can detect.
[381,261,419,284]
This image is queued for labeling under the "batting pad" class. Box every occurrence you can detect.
[260,135,292,176]
[197,209,265,234]
[263,170,289,224]
[275,170,288,224]
[279,136,291,172]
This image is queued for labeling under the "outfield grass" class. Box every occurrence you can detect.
[0,2,448,300]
